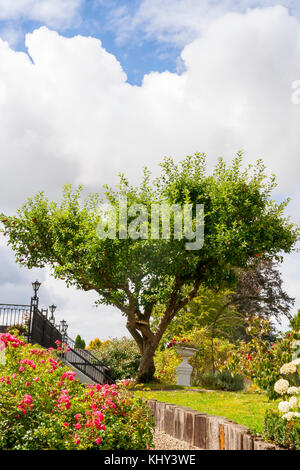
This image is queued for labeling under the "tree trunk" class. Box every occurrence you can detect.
[137,342,157,383]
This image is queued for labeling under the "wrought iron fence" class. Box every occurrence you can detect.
[0,304,30,336]
[63,347,113,385]
[30,308,62,349]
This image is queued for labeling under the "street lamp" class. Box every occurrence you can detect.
[49,304,56,323]
[60,320,68,340]
[32,280,41,298]
[29,280,41,343]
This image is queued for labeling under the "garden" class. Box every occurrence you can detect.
[1,154,300,450]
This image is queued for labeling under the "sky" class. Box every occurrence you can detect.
[0,0,300,343]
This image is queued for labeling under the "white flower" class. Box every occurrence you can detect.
[280,362,297,375]
[291,358,300,366]
[282,412,295,421]
[282,412,300,421]
[274,378,290,395]
[291,340,300,349]
[288,396,299,409]
[278,401,290,413]
[287,386,300,395]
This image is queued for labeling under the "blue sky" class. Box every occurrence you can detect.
[0,1,299,341]
[1,0,300,85]
[0,0,183,85]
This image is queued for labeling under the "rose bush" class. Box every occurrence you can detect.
[0,331,154,450]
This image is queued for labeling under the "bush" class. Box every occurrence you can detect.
[199,370,244,391]
[0,331,154,450]
[264,410,300,449]
[153,347,181,383]
[95,337,141,381]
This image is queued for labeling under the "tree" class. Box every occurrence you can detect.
[231,260,295,322]
[74,334,86,349]
[1,153,298,382]
[87,338,103,350]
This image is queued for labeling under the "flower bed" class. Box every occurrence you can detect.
[0,331,154,450]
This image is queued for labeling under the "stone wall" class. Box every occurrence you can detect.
[148,399,276,450]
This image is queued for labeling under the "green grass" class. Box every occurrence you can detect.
[132,382,186,391]
[136,389,279,435]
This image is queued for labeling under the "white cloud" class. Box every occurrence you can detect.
[1,6,300,340]
[0,0,82,28]
[109,0,300,46]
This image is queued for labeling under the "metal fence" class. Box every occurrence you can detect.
[0,304,30,336]
[30,308,62,349]
[64,347,113,384]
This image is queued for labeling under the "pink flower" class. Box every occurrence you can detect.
[23,394,33,405]
[34,377,39,383]
[94,411,104,420]
[74,423,81,430]
[95,437,101,445]
[19,366,24,372]
[63,423,69,428]
[25,382,30,387]
[55,340,61,345]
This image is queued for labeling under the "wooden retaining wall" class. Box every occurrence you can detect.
[148,399,276,450]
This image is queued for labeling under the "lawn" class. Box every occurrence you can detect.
[136,389,279,435]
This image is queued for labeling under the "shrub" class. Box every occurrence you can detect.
[199,370,244,391]
[264,410,300,449]
[154,347,181,383]
[0,331,154,450]
[95,337,141,381]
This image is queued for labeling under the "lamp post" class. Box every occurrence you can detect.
[60,320,68,342]
[49,304,56,324]
[29,280,41,343]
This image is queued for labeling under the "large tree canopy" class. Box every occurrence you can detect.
[1,153,298,381]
